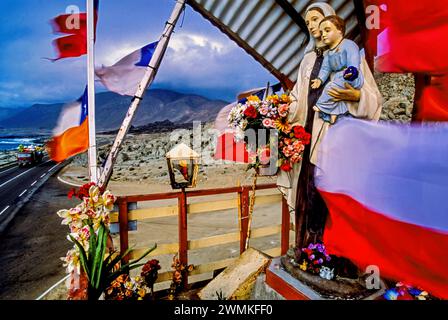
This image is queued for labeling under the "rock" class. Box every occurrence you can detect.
[198,248,271,300]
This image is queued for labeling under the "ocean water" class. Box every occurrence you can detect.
[0,137,43,151]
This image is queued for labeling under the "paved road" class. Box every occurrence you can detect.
[0,158,63,228]
[0,157,77,299]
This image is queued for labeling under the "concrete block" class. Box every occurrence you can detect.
[198,248,271,300]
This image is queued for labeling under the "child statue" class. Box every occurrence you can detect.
[310,15,364,124]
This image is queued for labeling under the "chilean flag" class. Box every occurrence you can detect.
[47,87,89,162]
[50,0,99,60]
[316,118,448,299]
[95,42,158,96]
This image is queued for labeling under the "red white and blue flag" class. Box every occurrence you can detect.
[50,0,99,60]
[47,87,89,162]
[316,118,448,299]
[95,41,158,96]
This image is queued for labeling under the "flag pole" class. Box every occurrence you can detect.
[87,0,98,183]
[98,0,186,188]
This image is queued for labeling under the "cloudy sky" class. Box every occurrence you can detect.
[0,0,277,108]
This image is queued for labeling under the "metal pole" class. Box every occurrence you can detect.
[98,0,186,188]
[87,0,98,183]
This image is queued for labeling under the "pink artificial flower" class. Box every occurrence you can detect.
[278,104,290,117]
[259,106,269,116]
[262,118,275,128]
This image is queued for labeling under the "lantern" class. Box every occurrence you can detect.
[166,143,200,189]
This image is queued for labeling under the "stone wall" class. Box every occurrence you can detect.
[375,72,415,123]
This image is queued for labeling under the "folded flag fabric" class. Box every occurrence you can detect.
[95,41,158,96]
[47,87,89,162]
[50,0,99,60]
[213,102,251,163]
[316,118,448,299]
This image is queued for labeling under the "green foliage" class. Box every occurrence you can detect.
[69,223,157,300]
[216,290,227,300]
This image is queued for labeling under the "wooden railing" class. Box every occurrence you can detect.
[111,183,293,289]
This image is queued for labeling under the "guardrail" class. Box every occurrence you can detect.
[112,183,293,289]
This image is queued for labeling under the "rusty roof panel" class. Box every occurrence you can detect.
[188,0,361,85]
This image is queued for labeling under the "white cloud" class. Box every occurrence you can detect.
[169,33,230,55]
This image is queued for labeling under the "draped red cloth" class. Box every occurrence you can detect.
[364,0,448,121]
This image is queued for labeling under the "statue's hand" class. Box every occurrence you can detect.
[310,79,322,89]
[328,82,361,102]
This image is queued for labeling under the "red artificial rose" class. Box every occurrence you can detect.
[301,132,311,145]
[280,162,292,172]
[293,126,311,145]
[293,126,305,137]
[259,148,271,164]
[67,188,76,199]
[243,105,258,119]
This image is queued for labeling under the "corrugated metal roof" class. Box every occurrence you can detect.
[187,0,362,87]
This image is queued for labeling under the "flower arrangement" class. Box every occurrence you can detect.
[141,259,161,296]
[168,254,194,300]
[105,274,147,300]
[228,94,311,173]
[105,259,161,300]
[298,242,332,276]
[58,182,157,300]
[383,282,435,300]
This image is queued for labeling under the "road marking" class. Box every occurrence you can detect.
[0,165,17,175]
[40,174,46,178]
[36,274,70,300]
[47,164,59,173]
[19,189,27,197]
[0,167,34,189]
[31,180,37,187]
[0,206,10,216]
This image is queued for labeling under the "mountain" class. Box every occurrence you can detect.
[0,107,25,123]
[0,89,229,131]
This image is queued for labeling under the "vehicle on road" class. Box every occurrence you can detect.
[17,145,44,167]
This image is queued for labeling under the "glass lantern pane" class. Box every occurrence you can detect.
[172,159,193,183]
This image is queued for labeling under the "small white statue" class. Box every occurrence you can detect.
[319,266,335,280]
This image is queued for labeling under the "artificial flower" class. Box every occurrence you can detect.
[278,104,290,117]
[280,161,292,172]
[262,118,275,128]
[244,105,258,119]
[275,118,292,133]
[247,95,260,103]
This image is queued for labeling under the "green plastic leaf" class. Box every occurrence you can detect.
[69,234,91,281]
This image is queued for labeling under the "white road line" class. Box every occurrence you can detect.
[19,189,27,197]
[30,180,37,187]
[0,205,10,216]
[0,165,17,175]
[40,174,46,178]
[36,274,70,300]
[0,167,34,189]
[47,164,59,173]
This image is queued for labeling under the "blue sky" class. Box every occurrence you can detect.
[0,0,276,108]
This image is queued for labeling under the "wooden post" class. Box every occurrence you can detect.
[178,189,188,289]
[281,197,290,255]
[98,0,186,189]
[86,0,98,183]
[118,199,129,265]
[239,187,250,254]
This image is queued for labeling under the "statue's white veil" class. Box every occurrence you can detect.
[304,2,336,54]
